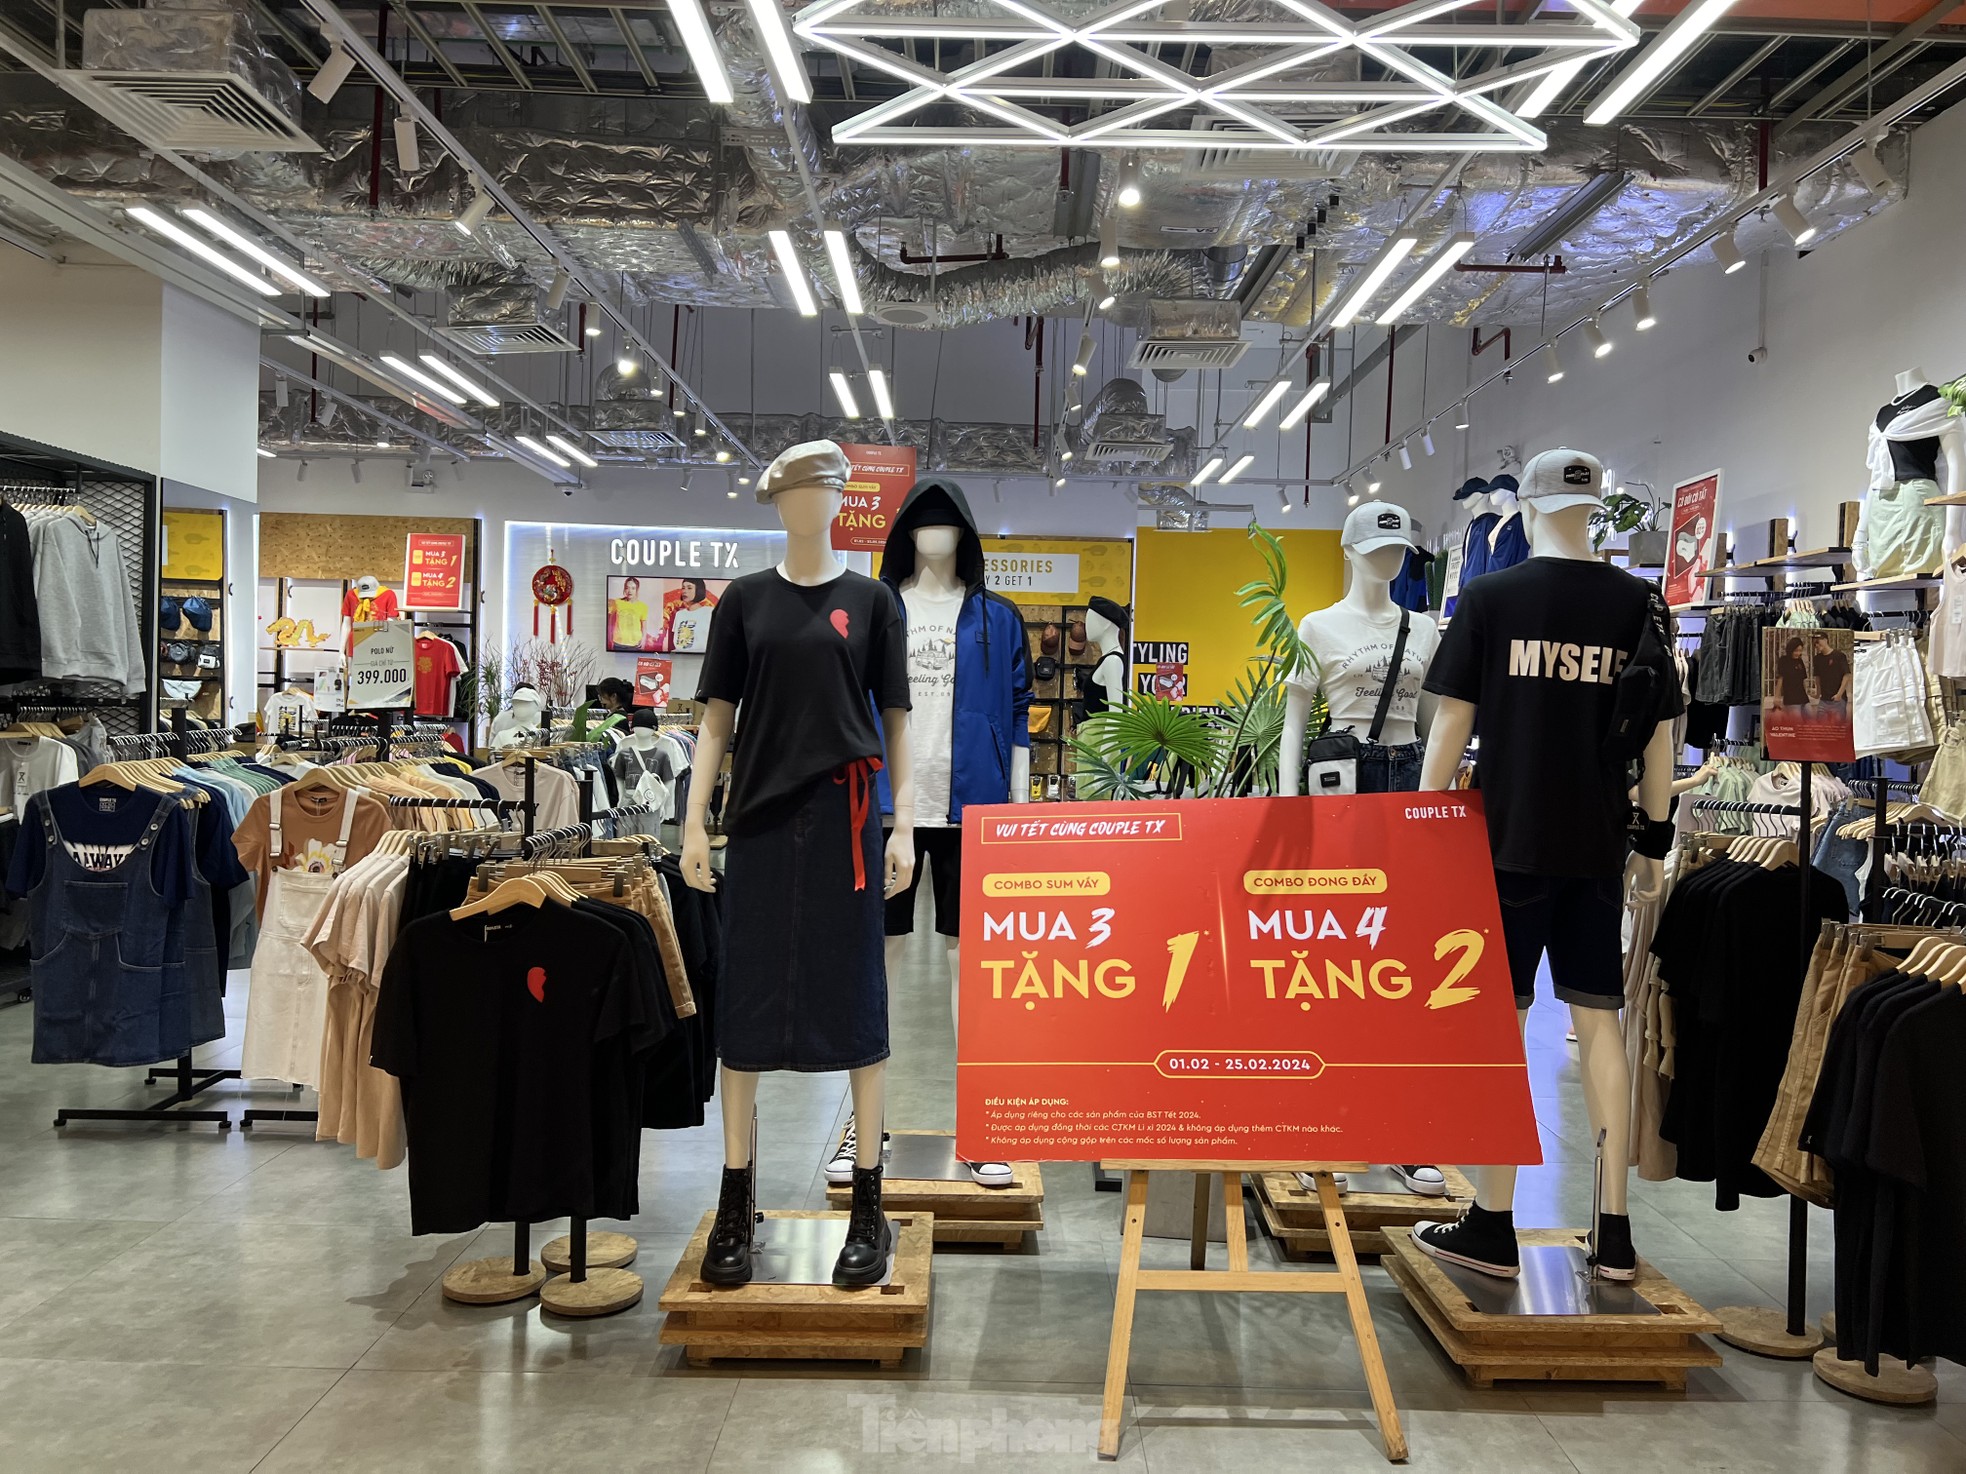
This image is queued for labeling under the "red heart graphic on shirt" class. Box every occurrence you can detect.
[526,966,547,1003]
[829,609,851,639]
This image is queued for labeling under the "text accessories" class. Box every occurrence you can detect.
[1300,608,1411,796]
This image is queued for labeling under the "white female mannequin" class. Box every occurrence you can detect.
[1854,367,1966,578]
[488,684,544,749]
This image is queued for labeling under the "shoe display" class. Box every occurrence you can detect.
[1390,1164,1448,1197]
[1295,1171,1348,1194]
[964,1160,1014,1188]
[1591,1211,1637,1282]
[1413,1205,1520,1279]
[833,1163,893,1287]
[825,1120,858,1186]
[701,1163,756,1286]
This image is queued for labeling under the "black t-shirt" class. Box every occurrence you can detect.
[1424,557,1682,875]
[695,568,911,835]
[1877,384,1943,483]
[1813,648,1852,700]
[370,902,658,1234]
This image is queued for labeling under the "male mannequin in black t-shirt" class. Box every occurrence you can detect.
[1413,447,1680,1282]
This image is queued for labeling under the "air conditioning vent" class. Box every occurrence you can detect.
[435,321,579,355]
[1131,337,1250,371]
[1088,436,1174,463]
[66,70,322,154]
[587,426,686,453]
[588,399,687,452]
[1129,299,1248,373]
[873,301,940,329]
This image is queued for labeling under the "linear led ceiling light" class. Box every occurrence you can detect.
[417,354,500,407]
[829,370,861,418]
[127,207,280,297]
[1585,0,1741,127]
[1581,317,1613,358]
[822,229,864,315]
[1375,232,1475,324]
[1711,226,1747,274]
[1517,0,1643,118]
[1632,279,1656,329]
[378,355,468,404]
[256,447,277,459]
[1242,379,1294,429]
[1219,453,1255,484]
[671,0,736,104]
[746,0,812,104]
[546,433,599,468]
[1542,341,1566,382]
[1331,234,1419,327]
[180,208,330,297]
[1191,455,1224,487]
[515,434,571,469]
[1773,195,1818,245]
[1278,378,1331,430]
[767,229,819,316]
[1098,212,1120,270]
[1073,330,1096,376]
[867,367,896,420]
[308,43,357,103]
[454,189,494,237]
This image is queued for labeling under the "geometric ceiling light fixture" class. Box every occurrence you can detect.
[1583,0,1741,127]
[795,0,1639,153]
[748,0,813,104]
[672,0,736,104]
[1514,0,1643,119]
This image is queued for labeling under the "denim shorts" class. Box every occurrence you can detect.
[1357,740,1424,794]
[1492,870,1625,1010]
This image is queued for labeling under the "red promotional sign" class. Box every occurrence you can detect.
[835,443,917,552]
[1761,626,1856,762]
[403,532,467,611]
[956,795,1540,1165]
[633,656,672,708]
[1663,470,1721,610]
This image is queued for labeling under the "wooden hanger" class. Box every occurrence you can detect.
[450,873,558,919]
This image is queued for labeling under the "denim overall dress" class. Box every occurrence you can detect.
[240,787,359,1086]
[25,789,179,1066]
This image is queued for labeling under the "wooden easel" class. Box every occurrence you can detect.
[1098,1160,1407,1463]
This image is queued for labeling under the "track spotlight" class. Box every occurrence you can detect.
[1097,290,1117,312]
[1220,454,1255,484]
[1711,227,1747,274]
[1367,474,1382,493]
[1582,317,1613,358]
[319,398,339,427]
[454,189,494,237]
[375,440,391,449]
[1277,488,1292,515]
[1073,331,1095,377]
[1773,195,1818,246]
[692,411,708,438]
[1347,483,1360,506]
[1398,440,1413,471]
[727,488,739,499]
[1060,445,1074,462]
[1453,400,1471,429]
[1542,342,1566,383]
[1191,455,1223,487]
[393,114,420,173]
[1098,212,1120,270]
[308,44,357,103]
[545,268,571,311]
[584,323,602,337]
[1849,144,1890,194]
[297,459,309,483]
[274,375,289,409]
[1243,379,1293,429]
[1421,429,1435,457]
[351,459,363,484]
[1054,475,1067,488]
[617,357,638,377]
[1115,154,1143,209]
[1632,281,1656,330]
[1278,378,1331,431]
[715,448,732,463]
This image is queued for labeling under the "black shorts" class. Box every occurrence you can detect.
[1493,871,1624,1011]
[884,827,962,938]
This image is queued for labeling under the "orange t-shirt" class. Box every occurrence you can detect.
[232,786,390,920]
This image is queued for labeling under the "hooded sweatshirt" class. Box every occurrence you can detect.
[878,477,1032,823]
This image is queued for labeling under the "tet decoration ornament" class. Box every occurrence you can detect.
[532,553,574,642]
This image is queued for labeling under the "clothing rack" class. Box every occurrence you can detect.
[1865,777,1943,922]
[1689,789,1819,1351]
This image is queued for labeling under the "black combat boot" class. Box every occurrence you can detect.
[701,1163,756,1286]
[832,1163,893,1287]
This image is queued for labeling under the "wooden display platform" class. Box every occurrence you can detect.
[823,1131,1044,1250]
[656,1210,934,1368]
[1382,1227,1723,1390]
[1255,1166,1474,1258]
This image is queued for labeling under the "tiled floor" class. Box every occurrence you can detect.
[1,938,1959,1472]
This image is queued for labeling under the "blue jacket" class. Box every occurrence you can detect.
[875,477,1033,822]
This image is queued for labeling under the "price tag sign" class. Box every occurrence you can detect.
[957,794,1540,1165]
[348,619,414,711]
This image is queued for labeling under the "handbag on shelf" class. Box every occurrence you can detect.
[1301,608,1411,796]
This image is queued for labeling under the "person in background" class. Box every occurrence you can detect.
[571,677,635,739]
[609,576,649,651]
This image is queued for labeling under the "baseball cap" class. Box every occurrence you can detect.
[1341,500,1421,553]
[181,596,213,632]
[160,596,181,632]
[1519,449,1605,511]
[757,439,849,503]
[1451,476,1489,502]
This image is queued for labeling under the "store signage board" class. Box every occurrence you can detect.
[403,532,467,611]
[1664,470,1722,609]
[633,656,672,707]
[956,794,1540,1164]
[982,536,1133,608]
[835,443,918,552]
[1761,626,1856,762]
[348,619,414,710]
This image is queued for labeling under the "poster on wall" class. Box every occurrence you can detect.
[633,657,673,708]
[161,509,225,582]
[835,443,918,552]
[955,794,1540,1164]
[403,532,467,611]
[1762,626,1856,763]
[348,619,414,711]
[606,574,727,653]
[981,537,1134,608]
[1664,470,1722,609]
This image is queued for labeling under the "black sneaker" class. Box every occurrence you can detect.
[701,1164,756,1286]
[833,1163,893,1287]
[1413,1205,1519,1279]
[1591,1212,1637,1282]
[1390,1164,1448,1197]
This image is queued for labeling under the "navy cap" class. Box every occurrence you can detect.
[1452,477,1489,501]
[181,596,213,632]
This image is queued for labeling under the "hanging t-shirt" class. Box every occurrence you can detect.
[901,583,964,827]
[475,760,581,830]
[232,785,390,920]
[695,568,911,836]
[1288,605,1440,748]
[341,585,399,654]
[413,635,462,718]
[5,784,195,904]
[263,689,317,735]
[0,735,79,812]
[1423,557,1681,876]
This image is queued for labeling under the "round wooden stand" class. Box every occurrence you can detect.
[1713,1305,1824,1358]
[541,1267,644,1318]
[542,1232,637,1273]
[1822,1312,1837,1339]
[442,1255,547,1305]
[1812,1347,1938,1406]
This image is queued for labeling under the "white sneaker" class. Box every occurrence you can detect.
[1390,1164,1448,1197]
[825,1121,858,1185]
[965,1160,1014,1188]
[1296,1171,1348,1194]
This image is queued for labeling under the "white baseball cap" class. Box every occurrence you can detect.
[1520,447,1607,511]
[1341,500,1420,553]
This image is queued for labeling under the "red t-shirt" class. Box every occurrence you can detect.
[413,634,461,717]
[341,585,400,654]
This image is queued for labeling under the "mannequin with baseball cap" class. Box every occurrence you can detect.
[682,438,918,1288]
[1414,447,1681,1282]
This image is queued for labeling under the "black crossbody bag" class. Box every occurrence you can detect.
[1302,608,1411,795]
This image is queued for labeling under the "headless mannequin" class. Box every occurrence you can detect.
[1083,608,1127,713]
[1897,367,1965,540]
[885,525,1030,1037]
[1418,500,1671,1221]
[1278,542,1439,795]
[679,481,917,1175]
[489,687,544,748]
[337,573,386,658]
